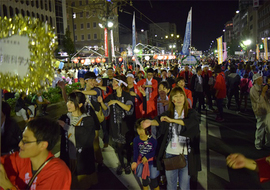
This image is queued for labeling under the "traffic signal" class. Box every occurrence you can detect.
[259,44,263,49]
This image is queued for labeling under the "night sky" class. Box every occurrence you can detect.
[118,0,239,51]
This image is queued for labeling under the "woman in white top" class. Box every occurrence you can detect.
[142,87,201,190]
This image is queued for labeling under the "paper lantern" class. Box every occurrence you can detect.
[80,59,85,64]
[102,58,106,63]
[73,58,79,64]
[145,55,150,61]
[132,56,135,61]
[91,59,95,63]
[119,57,123,62]
[153,54,158,59]
[96,58,101,63]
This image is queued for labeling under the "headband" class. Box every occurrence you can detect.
[113,78,128,87]
[202,65,209,69]
[126,73,137,85]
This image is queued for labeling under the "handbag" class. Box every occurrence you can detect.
[163,143,186,171]
[26,156,54,190]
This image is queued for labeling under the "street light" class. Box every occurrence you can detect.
[243,39,252,59]
[165,35,168,39]
[171,34,174,37]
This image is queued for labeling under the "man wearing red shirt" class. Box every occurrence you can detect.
[137,68,158,118]
[214,65,227,122]
[178,65,193,89]
[0,118,71,190]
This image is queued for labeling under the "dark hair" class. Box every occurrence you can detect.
[84,71,96,80]
[175,76,185,85]
[243,73,248,78]
[134,118,151,136]
[27,117,60,151]
[68,92,87,114]
[214,65,222,73]
[107,67,114,71]
[147,68,154,73]
[158,81,170,91]
[57,69,61,72]
[196,66,202,73]
[168,87,189,118]
[230,66,236,73]
[2,101,11,118]
[161,69,167,73]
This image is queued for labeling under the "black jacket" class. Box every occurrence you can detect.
[155,109,201,176]
[59,115,96,175]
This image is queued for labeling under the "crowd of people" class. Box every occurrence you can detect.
[1,58,270,189]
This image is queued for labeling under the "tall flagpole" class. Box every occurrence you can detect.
[190,7,192,57]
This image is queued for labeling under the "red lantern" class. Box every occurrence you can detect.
[119,57,123,62]
[164,56,168,60]
[96,58,101,63]
[73,58,78,64]
[132,56,135,61]
[91,59,95,64]
[102,58,106,63]
[80,59,85,64]
[153,54,158,59]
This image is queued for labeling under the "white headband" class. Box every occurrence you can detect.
[202,65,209,69]
[126,73,137,84]
[113,78,128,87]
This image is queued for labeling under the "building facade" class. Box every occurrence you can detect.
[66,0,119,51]
[224,21,234,43]
[148,22,177,47]
[0,0,68,48]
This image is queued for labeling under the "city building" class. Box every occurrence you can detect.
[148,22,178,48]
[0,0,67,48]
[224,21,234,43]
[258,0,270,44]
[233,12,240,39]
[66,0,120,51]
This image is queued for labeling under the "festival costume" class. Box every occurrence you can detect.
[0,152,71,190]
[178,71,193,89]
[137,78,158,118]
[103,90,134,168]
[59,114,97,189]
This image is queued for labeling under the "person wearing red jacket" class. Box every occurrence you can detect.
[174,77,193,108]
[178,65,193,89]
[137,68,159,118]
[202,65,214,110]
[227,153,270,183]
[0,118,71,190]
[213,65,227,122]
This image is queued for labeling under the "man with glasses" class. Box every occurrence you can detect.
[0,117,71,190]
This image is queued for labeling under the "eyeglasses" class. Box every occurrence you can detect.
[20,140,42,145]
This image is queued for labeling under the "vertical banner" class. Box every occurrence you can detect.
[256,44,259,60]
[110,30,115,57]
[253,0,259,8]
[181,8,192,55]
[223,42,227,61]
[104,28,108,57]
[132,12,136,55]
[217,36,223,64]
[264,38,268,60]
